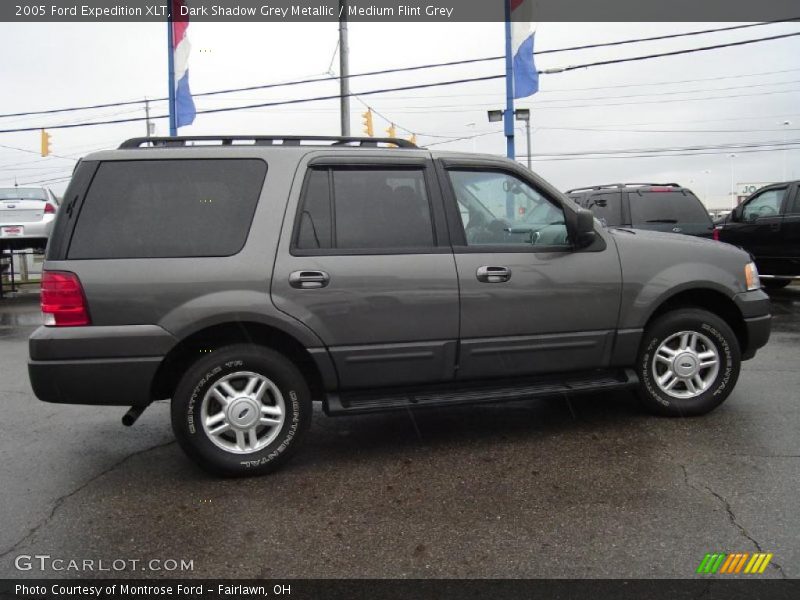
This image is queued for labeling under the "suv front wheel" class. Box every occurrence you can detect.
[636,308,741,416]
[171,344,312,476]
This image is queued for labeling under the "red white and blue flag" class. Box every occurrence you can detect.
[171,0,196,128]
[510,0,539,99]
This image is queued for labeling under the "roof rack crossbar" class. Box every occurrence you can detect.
[566,182,681,193]
[119,135,418,149]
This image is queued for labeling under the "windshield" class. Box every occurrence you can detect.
[0,187,47,201]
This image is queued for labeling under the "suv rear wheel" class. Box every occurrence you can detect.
[171,344,312,476]
[636,309,740,416]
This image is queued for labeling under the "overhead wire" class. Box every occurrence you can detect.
[1,20,797,120]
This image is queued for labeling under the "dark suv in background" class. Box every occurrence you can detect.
[28,136,771,476]
[568,183,715,238]
[715,180,800,289]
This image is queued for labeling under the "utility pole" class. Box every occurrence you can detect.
[144,98,152,137]
[782,120,791,181]
[338,0,351,136]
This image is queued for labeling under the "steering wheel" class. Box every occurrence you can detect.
[755,204,777,217]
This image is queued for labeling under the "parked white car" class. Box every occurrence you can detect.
[0,187,59,251]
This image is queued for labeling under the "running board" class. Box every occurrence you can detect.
[324,369,638,416]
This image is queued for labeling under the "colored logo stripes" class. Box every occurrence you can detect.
[697,552,773,574]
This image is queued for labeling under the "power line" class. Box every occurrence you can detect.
[2,30,799,134]
[536,125,800,134]
[370,86,800,114]
[0,142,75,161]
[0,74,506,133]
[525,144,800,161]
[2,20,797,120]
[547,31,800,75]
[524,138,800,158]
[372,77,800,106]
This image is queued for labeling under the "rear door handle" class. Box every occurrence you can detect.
[476,266,512,283]
[289,270,330,289]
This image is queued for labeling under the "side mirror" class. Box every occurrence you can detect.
[574,208,596,248]
[730,206,743,222]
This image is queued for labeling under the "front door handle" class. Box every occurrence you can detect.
[289,270,330,289]
[476,266,512,283]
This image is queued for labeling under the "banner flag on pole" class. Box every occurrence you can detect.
[171,0,196,128]
[510,0,539,98]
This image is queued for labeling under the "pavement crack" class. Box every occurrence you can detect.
[0,439,175,561]
[679,463,787,579]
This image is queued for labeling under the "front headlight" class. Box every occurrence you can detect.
[745,262,761,291]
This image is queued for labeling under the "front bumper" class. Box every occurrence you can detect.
[28,324,175,406]
[733,289,772,360]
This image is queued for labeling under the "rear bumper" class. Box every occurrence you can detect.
[28,324,175,406]
[0,216,54,248]
[29,357,163,407]
[733,290,772,360]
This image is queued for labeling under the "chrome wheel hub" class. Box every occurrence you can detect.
[652,331,720,399]
[227,397,261,429]
[200,371,286,454]
[673,352,699,378]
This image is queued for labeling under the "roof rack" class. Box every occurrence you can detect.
[118,135,418,149]
[566,182,681,193]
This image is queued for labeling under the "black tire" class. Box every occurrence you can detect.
[762,279,792,290]
[171,344,312,477]
[635,308,740,417]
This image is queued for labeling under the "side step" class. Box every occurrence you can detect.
[324,369,638,416]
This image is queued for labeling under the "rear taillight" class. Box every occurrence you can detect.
[712,228,720,241]
[43,202,56,214]
[40,271,90,326]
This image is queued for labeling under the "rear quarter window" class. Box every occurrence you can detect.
[581,191,622,226]
[67,159,266,259]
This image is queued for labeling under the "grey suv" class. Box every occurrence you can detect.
[28,136,772,476]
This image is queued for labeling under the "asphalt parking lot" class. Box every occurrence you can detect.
[0,285,798,579]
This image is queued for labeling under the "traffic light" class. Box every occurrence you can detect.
[386,123,397,138]
[408,134,417,145]
[361,109,374,137]
[40,129,51,157]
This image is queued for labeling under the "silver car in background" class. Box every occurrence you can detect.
[0,187,59,251]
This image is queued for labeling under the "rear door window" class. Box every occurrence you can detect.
[68,159,266,259]
[629,191,712,234]
[294,167,435,252]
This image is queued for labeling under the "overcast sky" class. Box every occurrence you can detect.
[1,20,798,208]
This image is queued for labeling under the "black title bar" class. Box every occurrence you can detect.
[3,0,800,22]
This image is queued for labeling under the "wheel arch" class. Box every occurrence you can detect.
[151,321,335,403]
[644,287,747,354]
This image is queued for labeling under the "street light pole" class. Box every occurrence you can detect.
[489,108,530,169]
[503,0,515,160]
[729,153,737,207]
